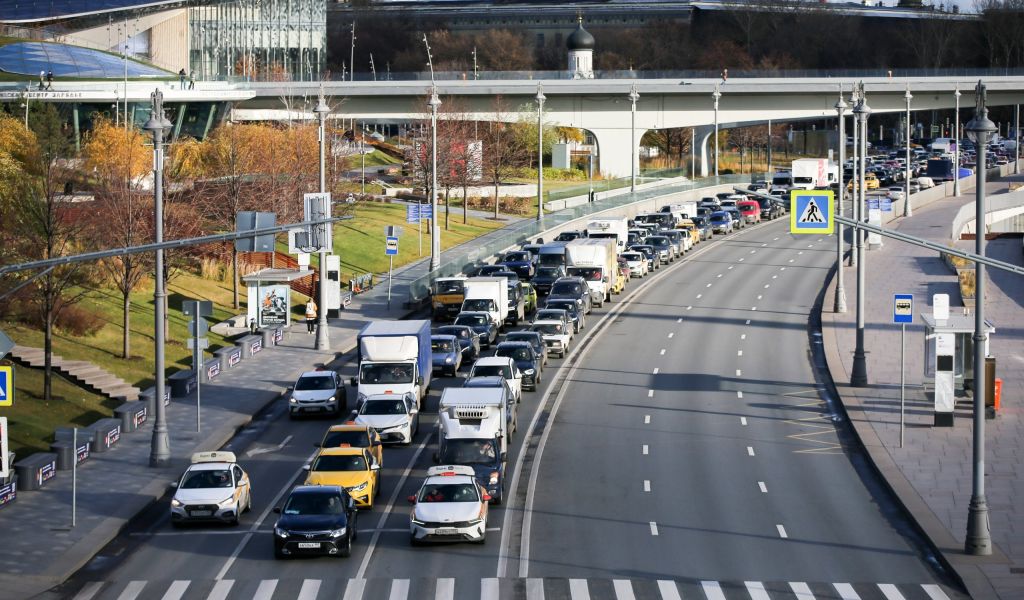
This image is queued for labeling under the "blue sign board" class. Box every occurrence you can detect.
[790,190,833,234]
[880,198,893,212]
[405,204,433,223]
[0,366,11,407]
[385,236,399,256]
[893,294,914,324]
[866,198,880,210]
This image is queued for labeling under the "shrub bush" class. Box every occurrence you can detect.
[56,304,105,337]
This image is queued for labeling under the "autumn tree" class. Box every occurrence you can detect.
[482,98,529,219]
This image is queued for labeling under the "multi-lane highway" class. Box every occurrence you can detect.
[52,218,965,600]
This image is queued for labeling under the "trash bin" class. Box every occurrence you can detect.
[994,378,1003,411]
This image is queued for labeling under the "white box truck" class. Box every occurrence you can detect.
[435,387,514,503]
[791,158,835,190]
[565,238,616,306]
[462,277,510,330]
[586,217,629,252]
[351,320,432,409]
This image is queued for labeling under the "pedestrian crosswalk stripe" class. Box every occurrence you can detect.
[208,579,234,600]
[745,581,770,600]
[435,578,455,600]
[922,584,952,600]
[789,582,815,600]
[612,580,635,600]
[833,583,861,600]
[72,581,103,600]
[160,580,190,600]
[878,583,906,600]
[252,579,277,600]
[296,579,320,600]
[389,578,410,600]
[481,577,500,600]
[342,578,365,600]
[527,577,545,600]
[701,580,726,600]
[570,579,591,600]
[115,581,146,600]
[656,581,680,600]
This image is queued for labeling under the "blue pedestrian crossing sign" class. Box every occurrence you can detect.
[0,366,12,407]
[893,294,914,324]
[790,190,834,235]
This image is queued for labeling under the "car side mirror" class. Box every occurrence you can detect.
[350,377,357,387]
[170,481,178,488]
[371,463,381,471]
[501,452,508,461]
[273,507,282,513]
[416,376,423,386]
[302,464,310,471]
[482,494,492,502]
[407,495,417,504]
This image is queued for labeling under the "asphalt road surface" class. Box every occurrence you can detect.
[51,218,966,600]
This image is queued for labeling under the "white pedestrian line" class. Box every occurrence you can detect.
[116,581,147,600]
[757,295,762,300]
[740,334,746,340]
[434,578,455,600]
[667,332,674,338]
[657,580,682,600]
[737,350,743,356]
[296,580,321,600]
[751,306,758,311]
[613,580,637,600]
[696,294,702,299]
[73,583,104,600]
[649,522,659,536]
[833,583,862,600]
[642,445,649,455]
[879,584,908,600]
[737,391,743,398]
[569,579,591,600]
[780,267,786,271]
[660,349,666,355]
[161,581,190,600]
[758,481,768,493]
[921,584,952,600]
[208,580,235,600]
[777,524,789,538]
[701,581,727,600]
[644,480,651,492]
[653,368,659,374]
[741,417,748,426]
[526,578,545,600]
[481,578,500,600]
[764,284,770,289]
[687,306,693,311]
[644,415,651,424]
[745,581,771,600]
[677,317,683,323]
[789,582,814,600]
[745,319,751,325]
[648,390,654,397]
[717,274,723,278]
[747,446,755,456]
[252,580,278,600]
[706,283,712,288]
[736,369,742,376]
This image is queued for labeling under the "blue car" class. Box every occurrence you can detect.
[431,334,462,376]
[454,311,498,348]
[709,211,734,235]
[502,251,537,280]
[435,325,481,363]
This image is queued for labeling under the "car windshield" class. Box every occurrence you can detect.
[432,340,455,353]
[321,430,368,448]
[497,347,533,361]
[437,327,470,339]
[462,299,493,312]
[474,364,513,378]
[532,323,563,335]
[294,375,335,391]
[505,252,530,262]
[536,267,561,278]
[283,492,346,515]
[537,310,564,320]
[505,334,539,347]
[438,439,497,466]
[418,482,481,502]
[181,469,232,489]
[434,280,464,294]
[312,453,368,472]
[572,267,602,281]
[359,364,414,384]
[455,315,487,326]
[649,237,669,247]
[711,214,728,222]
[360,399,408,415]
[547,302,576,314]
[551,282,582,295]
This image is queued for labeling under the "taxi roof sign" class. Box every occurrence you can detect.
[191,451,237,464]
[427,465,476,478]
[790,190,834,235]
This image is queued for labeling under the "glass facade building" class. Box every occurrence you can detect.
[189,0,325,82]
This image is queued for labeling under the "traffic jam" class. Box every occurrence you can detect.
[169,193,785,558]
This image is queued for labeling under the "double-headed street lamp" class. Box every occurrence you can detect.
[313,92,331,351]
[143,89,174,466]
[428,86,441,272]
[712,85,721,178]
[833,87,848,314]
[954,86,962,197]
[904,85,913,217]
[536,84,546,220]
[629,84,639,191]
[851,89,871,388]
[964,80,995,557]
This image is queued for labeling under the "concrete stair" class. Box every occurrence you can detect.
[9,345,141,402]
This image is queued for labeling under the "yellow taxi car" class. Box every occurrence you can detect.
[676,220,702,246]
[847,173,880,190]
[304,447,381,509]
[318,423,383,469]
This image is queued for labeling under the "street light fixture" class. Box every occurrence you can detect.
[712,84,721,178]
[536,84,546,220]
[313,92,331,351]
[904,85,913,217]
[963,80,995,557]
[143,89,174,466]
[629,84,640,191]
[851,87,870,388]
[849,84,860,268]
[428,86,442,271]
[954,86,961,197]
[833,87,848,314]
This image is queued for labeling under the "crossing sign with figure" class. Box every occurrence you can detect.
[790,190,834,235]
[0,366,11,407]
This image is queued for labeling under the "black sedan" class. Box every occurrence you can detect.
[548,276,593,314]
[273,486,357,559]
[494,341,543,391]
[435,324,481,363]
[503,330,547,369]
[532,266,566,296]
[454,312,498,348]
[544,298,586,333]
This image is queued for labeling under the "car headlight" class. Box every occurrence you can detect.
[289,397,298,404]
[170,498,182,508]
[218,497,235,508]
[347,482,368,493]
[445,357,453,364]
[411,517,426,526]
[274,526,289,538]
[489,471,499,485]
[524,369,535,375]
[434,301,443,308]
[467,518,484,526]
[330,527,347,537]
[327,396,336,404]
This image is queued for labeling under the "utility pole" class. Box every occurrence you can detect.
[851,84,870,388]
[314,90,331,350]
[424,34,441,272]
[834,86,848,314]
[712,85,721,178]
[349,22,356,82]
[904,85,913,217]
[536,84,546,220]
[629,84,639,192]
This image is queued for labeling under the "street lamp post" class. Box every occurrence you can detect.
[964,80,995,557]
[833,88,848,314]
[313,93,331,351]
[954,86,962,197]
[536,85,546,220]
[712,85,721,178]
[904,85,913,217]
[851,88,871,388]
[1015,103,1020,175]
[849,85,860,268]
[428,86,441,271]
[143,89,174,466]
[629,84,639,191]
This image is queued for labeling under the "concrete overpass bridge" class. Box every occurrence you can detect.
[3,75,1024,176]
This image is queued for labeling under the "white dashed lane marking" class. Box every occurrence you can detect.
[758,482,768,493]
[740,417,748,426]
[777,524,789,539]
[747,446,755,456]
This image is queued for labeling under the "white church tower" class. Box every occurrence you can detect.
[567,17,594,80]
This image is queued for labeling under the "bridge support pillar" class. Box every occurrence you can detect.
[589,126,647,179]
[694,125,715,178]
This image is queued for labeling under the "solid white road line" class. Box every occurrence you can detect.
[115,581,146,600]
[777,524,789,538]
[747,446,755,456]
[72,583,103,600]
[526,578,545,600]
[160,581,190,600]
[657,580,682,600]
[758,481,768,493]
[644,480,651,492]
[879,584,908,600]
[921,584,952,600]
[745,581,771,600]
[644,415,651,424]
[741,417,748,426]
[642,445,649,455]
[207,580,235,600]
[434,578,455,600]
[481,578,500,600]
[789,582,814,600]
[648,390,654,397]
[297,580,321,600]
[569,579,591,600]
[613,579,637,600]
[832,583,862,600]
[252,579,277,600]
[701,580,727,600]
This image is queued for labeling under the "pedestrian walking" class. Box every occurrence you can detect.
[721,68,728,83]
[178,68,187,89]
[45,70,53,90]
[188,70,195,90]
[38,70,45,90]
[305,299,318,334]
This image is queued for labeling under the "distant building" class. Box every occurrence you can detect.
[567,18,595,80]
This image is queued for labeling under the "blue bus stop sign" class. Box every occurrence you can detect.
[893,294,913,324]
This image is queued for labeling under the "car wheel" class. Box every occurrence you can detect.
[274,547,287,560]
[338,530,352,558]
[474,533,487,545]
[244,490,252,513]
[410,535,422,547]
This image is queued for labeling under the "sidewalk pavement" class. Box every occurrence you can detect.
[0,213,526,599]
[822,174,1024,600]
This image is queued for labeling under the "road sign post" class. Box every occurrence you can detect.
[893,294,914,448]
[0,417,8,480]
[385,235,399,309]
[790,190,834,235]
[183,300,212,433]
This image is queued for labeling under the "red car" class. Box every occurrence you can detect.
[737,200,761,225]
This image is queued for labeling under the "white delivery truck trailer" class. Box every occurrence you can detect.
[352,320,432,409]
[586,217,629,252]
[462,277,511,330]
[791,158,834,190]
[565,238,617,306]
[435,387,514,503]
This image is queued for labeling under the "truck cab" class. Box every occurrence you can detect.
[431,277,467,322]
[435,387,514,504]
[352,320,432,409]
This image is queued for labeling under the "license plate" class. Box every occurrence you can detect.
[434,528,458,535]
[190,510,212,517]
[297,542,321,548]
